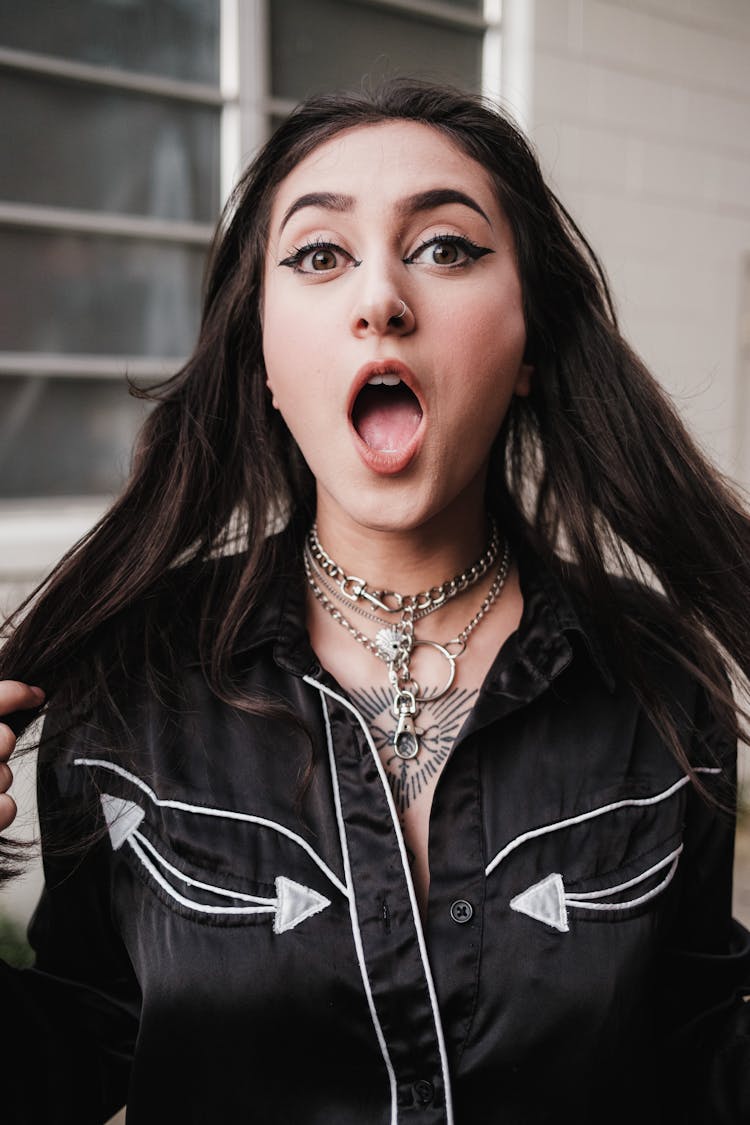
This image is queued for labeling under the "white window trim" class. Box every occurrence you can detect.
[497,0,535,133]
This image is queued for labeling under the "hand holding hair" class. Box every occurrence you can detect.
[0,681,45,833]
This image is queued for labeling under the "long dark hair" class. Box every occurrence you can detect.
[2,80,747,879]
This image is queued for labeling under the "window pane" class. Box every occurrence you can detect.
[0,376,146,498]
[0,0,220,85]
[0,72,220,222]
[0,229,204,356]
[271,0,483,102]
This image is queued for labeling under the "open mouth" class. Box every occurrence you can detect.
[351,375,423,453]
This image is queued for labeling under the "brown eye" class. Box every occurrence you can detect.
[405,235,490,269]
[311,249,336,271]
[279,241,358,274]
[431,242,460,265]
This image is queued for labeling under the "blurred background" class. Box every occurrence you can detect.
[1,0,749,951]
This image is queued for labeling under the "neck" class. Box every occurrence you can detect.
[312,496,493,593]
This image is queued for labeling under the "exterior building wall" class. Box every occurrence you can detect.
[530,0,750,920]
[532,0,750,480]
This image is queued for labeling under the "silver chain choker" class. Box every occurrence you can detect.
[305,520,510,759]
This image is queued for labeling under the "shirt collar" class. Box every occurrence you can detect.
[510,534,616,694]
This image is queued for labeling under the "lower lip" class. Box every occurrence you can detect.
[348,416,425,476]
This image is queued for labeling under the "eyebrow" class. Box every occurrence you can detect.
[279,192,354,234]
[278,187,491,235]
[401,188,492,227]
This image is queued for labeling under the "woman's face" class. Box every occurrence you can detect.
[262,120,531,536]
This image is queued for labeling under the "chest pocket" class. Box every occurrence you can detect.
[487,772,714,933]
[76,758,346,933]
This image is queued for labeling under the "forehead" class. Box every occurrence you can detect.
[268,120,499,225]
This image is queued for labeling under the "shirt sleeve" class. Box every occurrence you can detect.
[1,711,140,1124]
[656,683,750,1123]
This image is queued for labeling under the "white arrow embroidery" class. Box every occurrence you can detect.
[510,873,569,932]
[100,794,331,933]
[101,793,145,850]
[273,875,330,934]
[510,845,684,933]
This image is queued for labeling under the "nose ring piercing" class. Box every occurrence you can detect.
[394,299,408,322]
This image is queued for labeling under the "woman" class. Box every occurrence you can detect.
[1,81,749,1123]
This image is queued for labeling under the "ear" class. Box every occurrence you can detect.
[514,362,534,398]
[265,374,280,410]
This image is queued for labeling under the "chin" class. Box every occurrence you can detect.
[323,480,467,538]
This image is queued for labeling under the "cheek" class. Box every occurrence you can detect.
[434,299,526,457]
[442,297,527,391]
[262,303,303,401]
[474,284,527,356]
[262,327,331,449]
[262,282,335,396]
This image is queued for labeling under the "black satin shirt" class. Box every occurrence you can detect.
[5,537,750,1123]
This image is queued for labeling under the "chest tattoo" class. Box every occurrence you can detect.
[349,684,479,815]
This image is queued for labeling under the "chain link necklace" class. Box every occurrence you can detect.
[304,522,510,760]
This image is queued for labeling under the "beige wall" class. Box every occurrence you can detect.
[529,0,750,922]
[532,0,750,480]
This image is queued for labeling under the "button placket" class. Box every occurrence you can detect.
[319,690,452,1123]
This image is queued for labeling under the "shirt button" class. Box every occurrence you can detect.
[450,898,473,924]
[413,1079,434,1106]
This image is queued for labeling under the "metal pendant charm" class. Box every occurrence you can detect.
[374,627,404,663]
[392,690,419,760]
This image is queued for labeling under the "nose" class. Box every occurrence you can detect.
[351,279,415,338]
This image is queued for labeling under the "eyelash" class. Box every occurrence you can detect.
[278,233,492,272]
[278,238,360,271]
[405,233,492,266]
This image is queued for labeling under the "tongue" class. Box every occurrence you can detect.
[354,386,422,452]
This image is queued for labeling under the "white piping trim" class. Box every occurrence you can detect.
[565,844,684,902]
[485,768,721,878]
[317,692,398,1125]
[127,829,329,931]
[567,853,681,914]
[127,835,275,916]
[307,676,455,1125]
[132,828,276,904]
[74,757,349,899]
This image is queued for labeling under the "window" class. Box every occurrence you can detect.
[0,0,512,509]
[0,0,224,499]
[269,0,486,109]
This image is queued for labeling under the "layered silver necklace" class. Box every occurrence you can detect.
[304,520,510,760]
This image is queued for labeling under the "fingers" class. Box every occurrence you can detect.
[0,681,45,718]
[0,759,13,832]
[0,790,18,832]
[0,721,14,762]
[0,680,45,743]
[0,682,42,835]
[0,726,18,832]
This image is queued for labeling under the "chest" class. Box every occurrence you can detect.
[91,675,693,1123]
[306,568,527,914]
[345,680,480,916]
[58,533,723,1121]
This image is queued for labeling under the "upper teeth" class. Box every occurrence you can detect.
[367,374,401,386]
